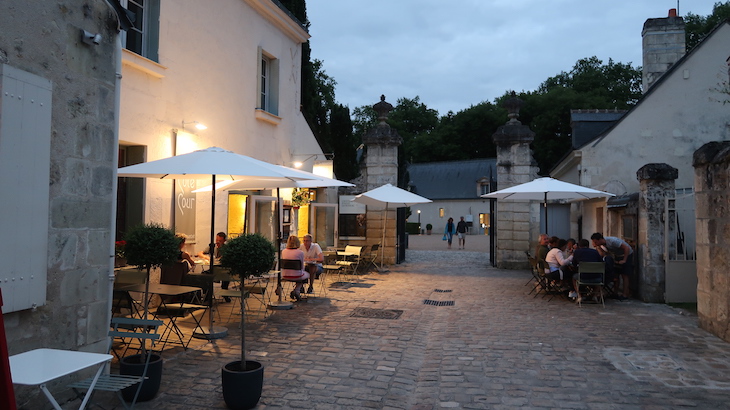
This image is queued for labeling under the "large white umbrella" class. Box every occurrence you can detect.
[193,170,354,307]
[352,184,432,268]
[481,177,614,233]
[117,147,319,334]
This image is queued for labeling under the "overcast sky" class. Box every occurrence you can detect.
[306,0,719,116]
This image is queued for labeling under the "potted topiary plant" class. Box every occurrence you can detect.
[119,223,179,402]
[219,233,275,410]
[426,223,433,235]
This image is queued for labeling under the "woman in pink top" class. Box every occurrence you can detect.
[281,235,309,301]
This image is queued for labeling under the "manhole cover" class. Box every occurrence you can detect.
[423,300,455,306]
[350,307,403,320]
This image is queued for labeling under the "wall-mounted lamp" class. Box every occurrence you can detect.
[292,153,333,168]
[182,120,207,130]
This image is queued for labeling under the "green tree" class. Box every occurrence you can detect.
[685,1,730,50]
[526,57,641,173]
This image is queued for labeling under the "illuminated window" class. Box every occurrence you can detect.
[439,208,444,218]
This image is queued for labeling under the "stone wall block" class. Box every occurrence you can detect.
[693,141,730,342]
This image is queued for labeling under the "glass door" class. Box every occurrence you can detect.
[250,195,280,245]
[309,203,338,250]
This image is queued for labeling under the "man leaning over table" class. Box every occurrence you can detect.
[300,234,323,294]
[591,232,633,300]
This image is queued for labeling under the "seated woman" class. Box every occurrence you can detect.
[176,233,195,272]
[545,237,573,288]
[281,235,309,301]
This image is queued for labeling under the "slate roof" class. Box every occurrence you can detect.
[406,159,497,200]
[570,109,627,149]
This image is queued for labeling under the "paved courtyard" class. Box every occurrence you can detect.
[83,234,730,409]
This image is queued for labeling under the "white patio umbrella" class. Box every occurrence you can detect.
[193,170,354,308]
[117,147,319,335]
[352,184,432,268]
[481,177,614,234]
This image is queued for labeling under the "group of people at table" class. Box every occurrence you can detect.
[536,232,634,302]
[174,231,324,303]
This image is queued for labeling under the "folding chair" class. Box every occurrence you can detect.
[526,257,545,296]
[113,267,147,318]
[576,261,606,308]
[335,245,363,282]
[69,317,163,410]
[213,267,249,322]
[280,258,308,301]
[361,244,380,273]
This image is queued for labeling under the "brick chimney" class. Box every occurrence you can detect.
[642,9,686,93]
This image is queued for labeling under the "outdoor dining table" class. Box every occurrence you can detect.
[122,283,206,349]
[10,348,112,410]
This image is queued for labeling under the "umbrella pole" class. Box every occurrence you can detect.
[377,204,389,272]
[269,187,292,310]
[194,175,228,339]
[543,192,548,234]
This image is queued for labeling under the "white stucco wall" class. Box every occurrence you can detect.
[119,0,323,249]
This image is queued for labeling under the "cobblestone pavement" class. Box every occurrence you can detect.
[83,246,730,410]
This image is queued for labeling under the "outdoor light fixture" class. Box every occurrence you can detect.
[182,120,207,130]
[292,153,333,168]
[81,29,102,45]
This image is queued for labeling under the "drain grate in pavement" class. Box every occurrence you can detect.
[423,300,455,306]
[350,307,403,320]
[433,289,452,293]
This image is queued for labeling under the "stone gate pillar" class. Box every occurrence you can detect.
[361,95,402,264]
[693,141,730,342]
[492,92,539,269]
[636,163,677,302]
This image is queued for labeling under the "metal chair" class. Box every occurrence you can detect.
[576,261,606,307]
[361,243,380,273]
[280,258,308,301]
[69,317,163,409]
[335,245,363,282]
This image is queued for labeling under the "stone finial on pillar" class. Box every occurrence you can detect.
[373,94,393,124]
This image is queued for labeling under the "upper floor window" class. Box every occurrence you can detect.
[477,177,491,196]
[123,0,160,62]
[257,47,279,116]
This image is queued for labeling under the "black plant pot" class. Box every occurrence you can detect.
[222,360,264,410]
[120,353,163,402]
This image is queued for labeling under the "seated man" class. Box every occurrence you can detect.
[299,234,323,294]
[569,239,603,300]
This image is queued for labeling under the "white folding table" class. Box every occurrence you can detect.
[10,348,113,410]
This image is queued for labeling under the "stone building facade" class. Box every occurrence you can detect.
[0,2,122,407]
